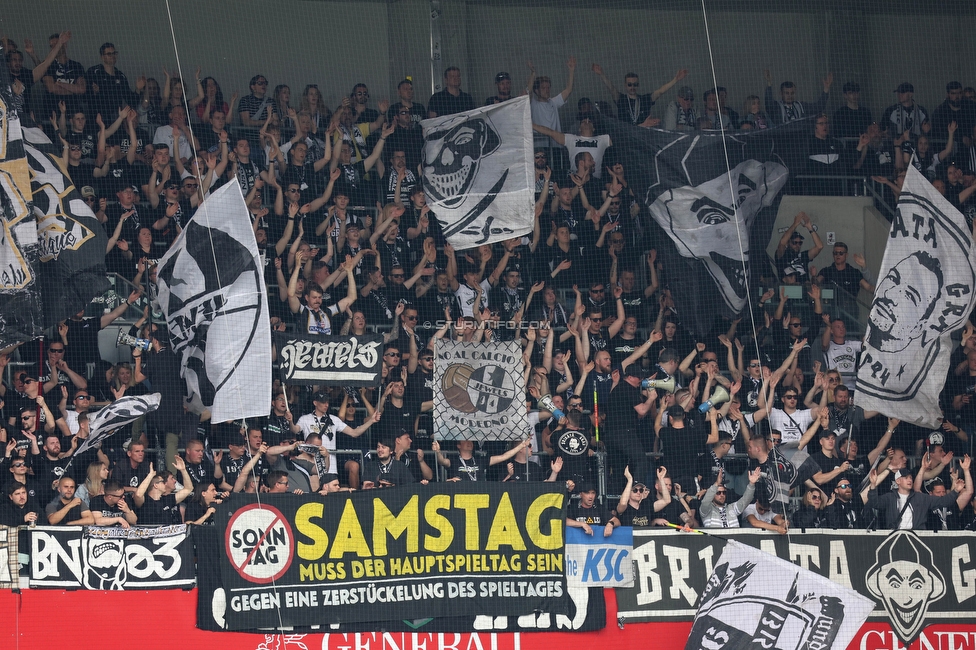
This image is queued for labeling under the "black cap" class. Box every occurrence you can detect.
[895,82,914,93]
[842,81,860,94]
[677,86,694,100]
[312,391,330,403]
[495,72,511,83]
[345,218,364,231]
[947,81,963,92]
[577,481,597,493]
[667,405,686,419]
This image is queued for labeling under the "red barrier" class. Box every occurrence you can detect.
[0,588,973,650]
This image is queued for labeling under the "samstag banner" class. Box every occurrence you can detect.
[156,179,272,422]
[29,524,194,590]
[856,164,976,429]
[216,483,567,629]
[433,340,528,441]
[276,333,382,386]
[421,96,534,250]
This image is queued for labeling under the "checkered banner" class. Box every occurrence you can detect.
[432,340,528,441]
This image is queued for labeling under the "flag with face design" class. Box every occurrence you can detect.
[421,96,534,250]
[596,117,796,338]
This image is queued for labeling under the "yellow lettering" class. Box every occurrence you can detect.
[485,492,526,551]
[454,493,491,551]
[373,495,419,556]
[296,502,329,560]
[328,499,371,558]
[424,494,454,552]
[526,493,565,550]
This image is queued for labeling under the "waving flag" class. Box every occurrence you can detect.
[599,117,794,338]
[155,179,272,422]
[856,164,976,428]
[686,540,873,650]
[422,95,534,250]
[76,393,162,457]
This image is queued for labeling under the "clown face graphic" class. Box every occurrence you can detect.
[866,531,945,644]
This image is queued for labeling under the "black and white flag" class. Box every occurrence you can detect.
[276,333,382,386]
[155,179,272,422]
[422,95,534,250]
[856,164,976,428]
[75,393,161,457]
[597,118,793,338]
[686,540,873,650]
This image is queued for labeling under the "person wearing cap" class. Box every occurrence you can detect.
[615,465,670,527]
[762,69,832,126]
[883,82,930,138]
[427,66,474,118]
[657,401,718,496]
[700,467,759,529]
[824,476,863,529]
[832,81,874,139]
[590,64,688,127]
[567,481,619,537]
[866,455,972,530]
[663,86,699,132]
[696,430,736,489]
[297,390,380,488]
[803,412,851,493]
[218,431,249,492]
[774,211,823,281]
[486,71,514,105]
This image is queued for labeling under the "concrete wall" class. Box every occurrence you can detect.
[2,1,972,127]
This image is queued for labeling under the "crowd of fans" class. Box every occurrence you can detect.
[1,32,975,534]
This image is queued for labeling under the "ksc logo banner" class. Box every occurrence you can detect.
[565,526,633,588]
[216,484,568,630]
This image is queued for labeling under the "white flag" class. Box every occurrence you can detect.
[155,179,272,422]
[75,393,161,457]
[685,540,874,650]
[421,95,534,250]
[855,164,976,428]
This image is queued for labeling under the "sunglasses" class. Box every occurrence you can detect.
[626,82,639,87]
[836,484,851,489]
[783,395,798,400]
[11,463,25,468]
[715,490,727,495]
[749,362,761,367]
[75,395,91,400]
[633,487,646,493]
[810,494,822,500]
[385,352,400,357]
[48,348,65,353]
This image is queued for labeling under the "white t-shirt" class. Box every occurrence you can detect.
[531,94,566,147]
[296,413,349,474]
[741,503,776,526]
[455,280,492,318]
[153,125,193,161]
[565,134,611,178]
[768,408,814,444]
[824,339,862,386]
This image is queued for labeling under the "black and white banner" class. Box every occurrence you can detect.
[156,179,272,422]
[685,540,873,650]
[856,164,976,429]
[616,529,976,647]
[422,96,534,250]
[433,340,528,441]
[0,45,44,350]
[598,117,794,338]
[276,333,382,386]
[75,393,161,457]
[29,524,195,590]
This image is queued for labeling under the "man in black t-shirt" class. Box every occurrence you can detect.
[774,212,823,281]
[0,483,41,527]
[427,67,475,118]
[434,438,529,482]
[567,483,619,537]
[615,466,670,527]
[606,364,654,488]
[45,476,94,526]
[90,480,138,527]
[362,438,416,488]
[114,441,150,493]
[134,458,193,525]
[657,405,717,492]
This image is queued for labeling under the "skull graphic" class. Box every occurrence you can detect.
[82,536,127,590]
[422,118,500,208]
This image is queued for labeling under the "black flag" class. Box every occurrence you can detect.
[597,117,796,338]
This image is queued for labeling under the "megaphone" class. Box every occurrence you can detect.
[117,329,151,351]
[538,394,565,420]
[641,377,676,393]
[698,385,731,413]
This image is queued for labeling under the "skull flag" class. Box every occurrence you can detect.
[855,164,976,429]
[596,117,794,339]
[421,96,535,250]
[155,179,272,423]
